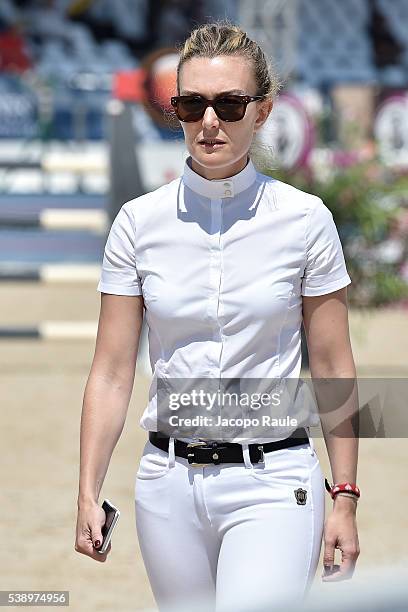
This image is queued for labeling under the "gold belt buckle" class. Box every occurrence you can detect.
[186,440,213,467]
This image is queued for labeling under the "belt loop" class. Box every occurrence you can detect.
[168,436,176,468]
[306,426,315,456]
[242,442,253,469]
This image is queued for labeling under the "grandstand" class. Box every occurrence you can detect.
[0,1,408,141]
[0,0,407,353]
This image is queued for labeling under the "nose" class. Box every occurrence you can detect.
[202,104,219,128]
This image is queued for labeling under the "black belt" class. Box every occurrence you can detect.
[148,427,310,467]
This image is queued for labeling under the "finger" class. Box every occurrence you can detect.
[93,541,112,562]
[322,540,336,572]
[92,528,104,550]
[321,563,341,580]
[76,539,111,562]
[322,560,355,582]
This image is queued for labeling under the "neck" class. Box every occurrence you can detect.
[190,154,249,180]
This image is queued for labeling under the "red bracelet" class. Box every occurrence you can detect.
[325,478,360,500]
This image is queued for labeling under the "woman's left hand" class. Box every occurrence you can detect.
[321,496,360,581]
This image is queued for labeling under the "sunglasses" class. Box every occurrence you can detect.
[170,94,265,123]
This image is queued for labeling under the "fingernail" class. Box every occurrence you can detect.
[95,540,100,547]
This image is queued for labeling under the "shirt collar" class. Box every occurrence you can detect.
[182,155,257,199]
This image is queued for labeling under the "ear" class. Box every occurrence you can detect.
[254,99,273,133]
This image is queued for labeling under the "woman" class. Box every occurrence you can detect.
[75,21,360,612]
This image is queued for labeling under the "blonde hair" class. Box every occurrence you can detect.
[172,19,283,170]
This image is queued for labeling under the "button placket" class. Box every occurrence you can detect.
[213,197,224,420]
[216,201,225,379]
[207,198,223,374]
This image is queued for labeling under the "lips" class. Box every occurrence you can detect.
[199,139,225,144]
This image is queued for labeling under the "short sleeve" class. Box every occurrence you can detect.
[301,198,352,296]
[97,202,143,296]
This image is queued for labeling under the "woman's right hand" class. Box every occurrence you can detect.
[75,500,111,562]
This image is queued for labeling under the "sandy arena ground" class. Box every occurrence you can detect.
[1,283,407,611]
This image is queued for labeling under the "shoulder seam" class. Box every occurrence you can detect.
[123,200,140,277]
[305,196,324,250]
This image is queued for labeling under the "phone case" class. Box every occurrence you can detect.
[97,499,120,554]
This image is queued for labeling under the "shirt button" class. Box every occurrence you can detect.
[224,189,232,196]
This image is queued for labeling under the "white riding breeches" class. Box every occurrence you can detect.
[134,433,325,612]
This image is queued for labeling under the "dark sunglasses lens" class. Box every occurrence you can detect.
[215,97,246,121]
[177,97,206,121]
[175,95,247,122]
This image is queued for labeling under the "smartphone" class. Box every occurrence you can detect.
[96,499,120,554]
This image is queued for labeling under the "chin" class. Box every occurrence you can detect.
[193,148,231,163]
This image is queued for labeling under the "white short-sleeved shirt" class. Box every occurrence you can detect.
[97,154,352,443]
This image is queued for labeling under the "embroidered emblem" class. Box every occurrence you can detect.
[294,487,307,505]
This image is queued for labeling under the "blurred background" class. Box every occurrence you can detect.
[1,1,407,611]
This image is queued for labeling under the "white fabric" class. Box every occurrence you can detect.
[97,154,351,442]
[134,436,325,611]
